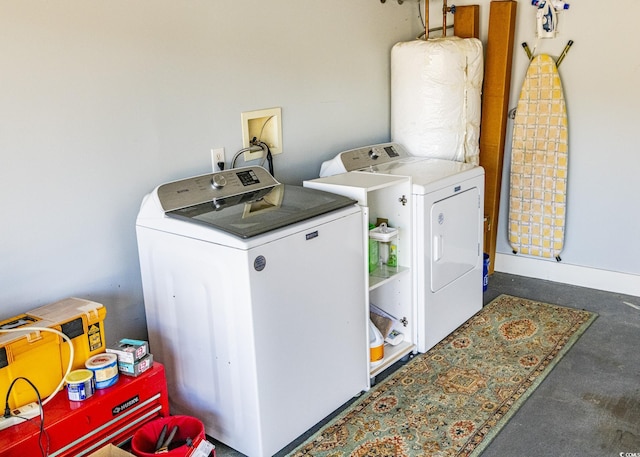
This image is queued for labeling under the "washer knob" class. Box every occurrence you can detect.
[211,174,227,189]
[368,149,379,160]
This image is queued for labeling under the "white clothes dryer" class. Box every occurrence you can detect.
[319,143,485,352]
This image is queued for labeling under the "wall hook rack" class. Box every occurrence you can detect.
[521,40,574,67]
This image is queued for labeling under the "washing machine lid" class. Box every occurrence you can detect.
[367,157,480,190]
[319,142,481,189]
[157,167,357,238]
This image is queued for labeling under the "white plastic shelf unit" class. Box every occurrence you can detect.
[304,172,415,385]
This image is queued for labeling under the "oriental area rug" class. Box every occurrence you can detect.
[288,294,597,457]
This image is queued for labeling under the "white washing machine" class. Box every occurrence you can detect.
[136,166,368,457]
[320,143,485,352]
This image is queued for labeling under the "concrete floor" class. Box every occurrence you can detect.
[480,272,640,457]
[212,272,640,457]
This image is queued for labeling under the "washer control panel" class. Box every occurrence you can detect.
[157,166,280,212]
[338,142,409,171]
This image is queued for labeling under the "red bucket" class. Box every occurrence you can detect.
[131,415,206,456]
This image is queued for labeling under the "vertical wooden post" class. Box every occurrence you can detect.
[479,0,517,273]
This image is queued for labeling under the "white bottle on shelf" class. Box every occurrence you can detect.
[369,320,384,367]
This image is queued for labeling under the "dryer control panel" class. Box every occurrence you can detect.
[157,166,280,212]
[338,142,409,172]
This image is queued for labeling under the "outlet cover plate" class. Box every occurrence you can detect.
[241,107,282,160]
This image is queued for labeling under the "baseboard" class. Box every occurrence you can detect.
[494,253,640,298]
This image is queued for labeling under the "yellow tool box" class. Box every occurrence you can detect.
[0,297,107,409]
[28,297,107,370]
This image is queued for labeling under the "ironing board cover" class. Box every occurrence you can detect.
[509,54,568,259]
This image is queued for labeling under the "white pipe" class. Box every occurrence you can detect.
[0,326,74,407]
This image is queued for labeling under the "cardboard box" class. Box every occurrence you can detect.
[186,435,217,457]
[88,444,134,457]
[107,339,149,364]
[118,353,153,377]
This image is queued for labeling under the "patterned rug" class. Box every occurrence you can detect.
[288,294,597,457]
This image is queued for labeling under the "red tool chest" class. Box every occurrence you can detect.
[0,362,169,456]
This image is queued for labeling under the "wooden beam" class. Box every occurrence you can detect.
[453,5,480,39]
[479,0,517,274]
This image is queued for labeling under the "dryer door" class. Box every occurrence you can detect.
[430,188,480,292]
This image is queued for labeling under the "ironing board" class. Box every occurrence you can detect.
[509,53,568,260]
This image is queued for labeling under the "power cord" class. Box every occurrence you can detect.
[229,115,277,175]
[255,140,274,176]
[3,377,41,419]
[230,145,264,169]
[0,326,72,456]
[3,377,49,456]
[254,115,276,176]
[229,140,274,174]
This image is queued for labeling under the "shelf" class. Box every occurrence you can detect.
[370,340,416,378]
[305,172,414,390]
[369,265,409,291]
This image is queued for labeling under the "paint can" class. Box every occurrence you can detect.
[85,353,119,389]
[65,369,95,401]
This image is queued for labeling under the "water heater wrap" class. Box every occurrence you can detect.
[391,37,484,165]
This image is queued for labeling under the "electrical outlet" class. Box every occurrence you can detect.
[241,107,283,161]
[211,148,225,172]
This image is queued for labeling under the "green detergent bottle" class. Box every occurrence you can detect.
[368,224,379,273]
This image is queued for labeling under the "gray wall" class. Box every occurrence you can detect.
[1,0,639,343]
[0,0,421,342]
[492,0,640,294]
